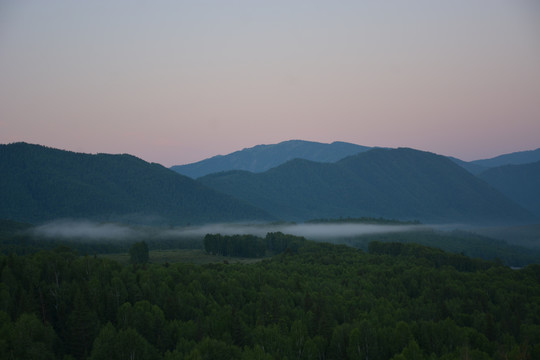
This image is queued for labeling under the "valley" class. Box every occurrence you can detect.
[3,1,539,357]
[1,140,540,359]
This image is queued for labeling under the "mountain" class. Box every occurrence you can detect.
[0,143,272,224]
[199,148,535,224]
[471,147,540,168]
[478,160,540,218]
[171,140,370,178]
[448,157,487,175]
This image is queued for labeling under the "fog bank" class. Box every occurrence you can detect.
[30,220,425,242]
[32,220,138,240]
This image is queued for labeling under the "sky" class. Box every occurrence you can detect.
[1,0,539,167]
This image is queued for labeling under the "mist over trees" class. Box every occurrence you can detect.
[2,142,540,359]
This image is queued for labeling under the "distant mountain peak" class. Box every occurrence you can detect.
[170,139,370,178]
[199,147,535,225]
[471,147,540,168]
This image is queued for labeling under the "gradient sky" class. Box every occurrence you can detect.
[1,0,539,167]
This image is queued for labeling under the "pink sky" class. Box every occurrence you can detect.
[1,1,539,167]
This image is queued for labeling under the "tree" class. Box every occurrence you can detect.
[65,290,100,359]
[129,241,149,265]
[186,337,241,360]
[90,323,159,360]
[117,300,168,351]
[7,313,58,360]
[399,340,424,360]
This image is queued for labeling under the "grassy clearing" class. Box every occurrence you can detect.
[101,248,265,265]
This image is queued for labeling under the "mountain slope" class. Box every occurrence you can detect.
[199,148,535,224]
[478,160,540,217]
[471,147,540,168]
[171,140,370,178]
[0,143,272,224]
[448,157,487,175]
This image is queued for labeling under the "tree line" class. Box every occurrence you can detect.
[203,232,306,258]
[1,238,540,359]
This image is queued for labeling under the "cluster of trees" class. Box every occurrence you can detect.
[203,234,265,258]
[203,232,306,258]
[339,228,540,267]
[367,241,497,272]
[1,239,540,359]
[129,241,149,265]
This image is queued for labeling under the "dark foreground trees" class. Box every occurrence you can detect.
[203,232,305,258]
[129,241,149,265]
[1,240,540,359]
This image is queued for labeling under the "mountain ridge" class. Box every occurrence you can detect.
[199,147,535,224]
[3,141,538,226]
[170,139,370,178]
[172,140,540,178]
[0,142,272,224]
[471,147,540,168]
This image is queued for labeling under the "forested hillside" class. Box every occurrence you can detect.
[478,161,540,217]
[171,140,370,178]
[1,239,539,359]
[199,148,535,224]
[0,143,271,224]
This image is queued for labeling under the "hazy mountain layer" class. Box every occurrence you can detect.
[471,147,540,168]
[171,140,370,178]
[478,160,540,217]
[0,143,272,224]
[171,139,540,178]
[199,148,535,224]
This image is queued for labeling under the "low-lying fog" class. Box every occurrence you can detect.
[31,220,427,242]
[27,220,540,267]
[33,220,138,240]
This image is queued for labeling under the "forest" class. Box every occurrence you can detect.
[1,232,540,360]
[203,232,306,258]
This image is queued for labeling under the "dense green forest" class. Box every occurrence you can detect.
[1,235,540,359]
[203,232,306,258]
